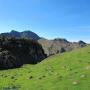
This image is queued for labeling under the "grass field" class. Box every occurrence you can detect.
[0,46,90,90]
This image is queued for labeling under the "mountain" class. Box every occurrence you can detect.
[0,30,87,56]
[38,38,87,56]
[0,37,46,70]
[0,30,40,40]
[0,45,90,89]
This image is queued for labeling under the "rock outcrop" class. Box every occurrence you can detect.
[38,38,87,56]
[0,37,46,70]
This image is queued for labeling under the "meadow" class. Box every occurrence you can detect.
[0,46,90,90]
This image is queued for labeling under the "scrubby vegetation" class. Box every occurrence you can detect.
[0,45,90,90]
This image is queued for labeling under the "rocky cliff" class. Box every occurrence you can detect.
[38,38,87,56]
[0,37,46,70]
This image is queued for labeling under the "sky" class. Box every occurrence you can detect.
[0,0,90,43]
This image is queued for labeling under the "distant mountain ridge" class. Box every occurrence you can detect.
[38,38,87,56]
[0,30,87,56]
[0,30,40,40]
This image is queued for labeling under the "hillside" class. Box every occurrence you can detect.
[0,37,46,70]
[0,46,90,90]
[38,38,86,56]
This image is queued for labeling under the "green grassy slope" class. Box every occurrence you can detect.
[0,46,90,90]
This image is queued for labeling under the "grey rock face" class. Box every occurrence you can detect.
[38,38,87,56]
